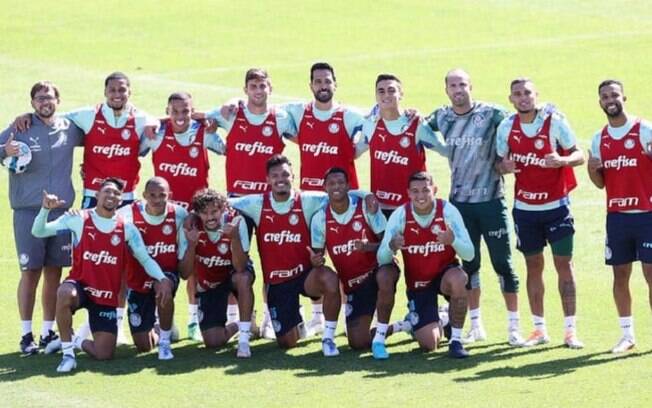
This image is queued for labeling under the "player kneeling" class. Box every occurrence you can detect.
[378,172,474,358]
[180,189,256,358]
[33,179,173,373]
[310,167,409,359]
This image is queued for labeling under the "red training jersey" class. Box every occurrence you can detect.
[194,220,235,291]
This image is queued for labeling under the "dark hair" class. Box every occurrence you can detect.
[30,81,60,100]
[104,71,130,88]
[266,154,291,174]
[245,68,269,85]
[192,188,228,213]
[167,91,192,104]
[324,167,348,183]
[144,176,170,192]
[598,79,624,94]
[101,177,125,192]
[510,77,532,90]
[310,62,336,82]
[375,73,401,87]
[408,171,433,186]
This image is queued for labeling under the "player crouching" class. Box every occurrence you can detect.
[179,189,256,358]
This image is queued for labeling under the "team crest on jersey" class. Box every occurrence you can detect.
[189,146,200,158]
[218,243,229,255]
[162,225,174,235]
[399,136,411,148]
[262,126,274,137]
[121,129,131,140]
[472,113,488,127]
[19,253,29,265]
[624,139,636,150]
[534,139,545,150]
[111,234,121,246]
[352,221,363,232]
[431,225,442,234]
[129,312,142,328]
[328,123,340,134]
[289,214,299,226]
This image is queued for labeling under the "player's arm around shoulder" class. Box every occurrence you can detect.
[274,106,298,142]
[443,201,474,262]
[548,112,585,168]
[225,215,249,273]
[228,194,263,226]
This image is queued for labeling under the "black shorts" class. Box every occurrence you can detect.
[196,280,234,331]
[127,272,179,334]
[405,264,458,332]
[67,280,118,335]
[606,211,652,265]
[267,270,319,337]
[345,272,379,325]
[513,205,574,254]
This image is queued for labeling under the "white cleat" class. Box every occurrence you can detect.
[306,314,325,337]
[158,341,174,360]
[321,338,339,357]
[611,336,635,354]
[116,325,130,346]
[462,326,487,344]
[44,337,62,354]
[170,324,180,342]
[523,329,550,347]
[260,315,276,340]
[508,331,526,347]
[564,332,584,350]
[236,342,251,358]
[56,355,77,373]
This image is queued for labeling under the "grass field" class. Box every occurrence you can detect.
[1,1,652,407]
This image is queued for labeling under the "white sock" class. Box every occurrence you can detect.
[159,329,171,344]
[508,311,520,332]
[532,315,547,332]
[469,308,482,329]
[21,320,32,336]
[372,323,388,344]
[312,303,323,320]
[564,315,577,333]
[227,304,239,322]
[619,316,634,339]
[188,304,199,324]
[76,321,91,340]
[323,320,337,340]
[238,321,252,344]
[62,341,75,357]
[72,335,85,350]
[41,320,55,337]
[391,320,409,333]
[451,327,463,342]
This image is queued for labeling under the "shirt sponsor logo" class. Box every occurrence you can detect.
[234,141,274,156]
[509,152,546,167]
[374,150,409,165]
[608,197,639,208]
[376,190,402,202]
[83,250,118,265]
[449,137,483,147]
[404,241,445,256]
[92,144,131,158]
[269,263,303,279]
[147,242,176,258]
[603,155,637,170]
[263,230,302,245]
[196,254,231,268]
[233,180,267,191]
[158,162,198,177]
[301,177,323,187]
[516,189,549,201]
[85,286,114,300]
[301,142,338,156]
[332,239,358,256]
[347,271,370,288]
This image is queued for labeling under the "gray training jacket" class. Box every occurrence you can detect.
[0,114,83,210]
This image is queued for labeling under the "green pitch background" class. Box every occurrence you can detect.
[1,1,651,407]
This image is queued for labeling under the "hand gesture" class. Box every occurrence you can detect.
[389,233,405,252]
[306,246,326,268]
[436,224,455,246]
[3,132,20,157]
[587,150,602,172]
[42,190,65,209]
[352,230,369,252]
[543,152,564,168]
[220,217,241,240]
[364,194,379,215]
[184,225,200,245]
[143,122,160,140]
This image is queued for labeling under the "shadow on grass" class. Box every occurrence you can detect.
[0,336,649,382]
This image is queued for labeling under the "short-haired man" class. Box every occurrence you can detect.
[117,177,187,360]
[587,79,652,353]
[496,78,585,349]
[1,81,84,354]
[358,74,447,219]
[377,171,474,358]
[179,188,256,357]
[310,167,409,359]
[32,178,172,373]
[425,69,523,345]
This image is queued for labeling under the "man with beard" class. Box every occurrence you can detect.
[179,188,256,358]
[424,69,523,346]
[0,81,84,354]
[587,79,652,353]
[141,91,227,341]
[229,155,342,356]
[496,78,585,349]
[358,74,447,219]
[118,177,187,360]
[310,167,410,359]
[32,178,173,373]
[377,171,473,358]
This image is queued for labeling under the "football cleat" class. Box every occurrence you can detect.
[371,342,389,360]
[158,340,174,360]
[44,337,62,354]
[20,333,39,355]
[523,329,550,347]
[56,355,77,373]
[259,314,276,340]
[564,332,584,349]
[306,314,325,337]
[611,336,635,354]
[321,338,339,357]
[39,330,59,350]
[462,326,487,344]
[236,342,251,359]
[508,330,526,347]
[187,322,203,341]
[448,340,470,358]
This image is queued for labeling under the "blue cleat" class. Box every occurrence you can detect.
[372,342,389,360]
[448,340,470,359]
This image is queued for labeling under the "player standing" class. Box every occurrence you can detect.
[1,81,84,354]
[587,79,652,353]
[496,78,585,349]
[377,172,473,358]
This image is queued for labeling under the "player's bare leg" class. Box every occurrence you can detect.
[304,266,341,356]
[643,263,652,311]
[553,255,582,348]
[523,252,549,346]
[370,265,399,359]
[611,263,635,353]
[116,281,128,345]
[414,322,441,351]
[440,267,469,358]
[81,331,117,360]
[202,323,238,349]
[17,268,42,354]
[156,286,175,360]
[52,282,80,372]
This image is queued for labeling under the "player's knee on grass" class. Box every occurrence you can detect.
[415,323,440,352]
[132,332,154,353]
[91,333,116,360]
[202,328,229,349]
[276,329,300,349]
[346,316,372,350]
[56,282,78,308]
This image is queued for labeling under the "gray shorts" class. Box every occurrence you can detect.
[13,208,72,271]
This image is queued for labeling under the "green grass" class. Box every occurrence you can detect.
[1,1,652,407]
